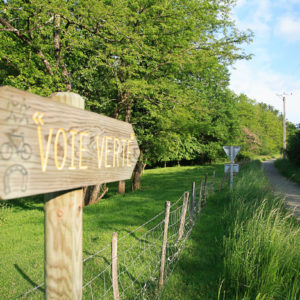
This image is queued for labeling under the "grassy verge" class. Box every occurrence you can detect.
[162,161,300,299]
[252,153,281,162]
[275,158,300,186]
[1,161,299,299]
[0,163,224,299]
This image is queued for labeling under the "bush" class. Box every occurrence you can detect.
[287,130,300,166]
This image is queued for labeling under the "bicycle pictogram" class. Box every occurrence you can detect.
[0,133,32,161]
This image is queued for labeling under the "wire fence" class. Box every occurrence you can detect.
[16,170,227,300]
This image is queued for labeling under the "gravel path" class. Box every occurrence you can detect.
[262,159,300,221]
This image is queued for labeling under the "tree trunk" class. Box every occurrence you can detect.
[164,161,167,168]
[84,184,108,206]
[118,180,125,194]
[89,184,101,205]
[142,163,146,175]
[177,160,180,167]
[131,161,144,191]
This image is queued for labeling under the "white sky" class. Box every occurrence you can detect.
[230,0,300,124]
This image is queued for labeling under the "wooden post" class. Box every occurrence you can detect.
[112,232,119,300]
[45,92,84,300]
[209,171,215,194]
[190,182,195,220]
[118,180,125,194]
[197,178,203,214]
[177,192,189,244]
[203,174,208,205]
[219,173,226,192]
[158,201,171,289]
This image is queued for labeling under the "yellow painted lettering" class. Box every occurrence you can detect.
[121,139,127,167]
[79,132,88,170]
[96,136,105,168]
[105,136,112,168]
[54,128,67,170]
[37,126,53,172]
[113,138,120,167]
[69,130,78,170]
[127,137,132,167]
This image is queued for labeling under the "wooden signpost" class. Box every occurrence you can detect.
[0,86,140,200]
[0,86,140,300]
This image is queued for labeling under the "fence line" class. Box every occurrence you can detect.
[16,170,227,299]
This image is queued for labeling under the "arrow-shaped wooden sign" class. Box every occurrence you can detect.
[0,86,140,200]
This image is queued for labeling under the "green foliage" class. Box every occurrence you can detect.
[234,94,295,158]
[287,130,300,166]
[0,0,286,166]
[275,158,300,186]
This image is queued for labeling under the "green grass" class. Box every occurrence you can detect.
[162,161,300,300]
[252,153,281,162]
[275,158,300,186]
[1,161,299,299]
[221,162,300,299]
[0,163,224,299]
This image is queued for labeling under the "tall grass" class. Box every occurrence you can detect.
[275,158,300,186]
[221,161,300,299]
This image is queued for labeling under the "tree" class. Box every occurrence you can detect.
[1,0,253,191]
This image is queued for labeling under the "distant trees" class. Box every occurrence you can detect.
[287,129,300,166]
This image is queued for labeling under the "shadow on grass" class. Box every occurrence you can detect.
[7,194,44,211]
[161,192,230,300]
[14,264,44,293]
[83,165,224,233]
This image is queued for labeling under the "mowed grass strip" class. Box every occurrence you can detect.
[0,164,223,299]
[161,161,300,300]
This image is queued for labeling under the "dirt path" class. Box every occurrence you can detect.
[262,159,300,221]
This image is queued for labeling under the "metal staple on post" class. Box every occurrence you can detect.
[177,192,189,244]
[158,201,171,289]
[112,232,119,300]
[197,178,203,214]
[209,171,215,194]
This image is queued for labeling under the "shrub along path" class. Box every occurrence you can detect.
[263,159,300,221]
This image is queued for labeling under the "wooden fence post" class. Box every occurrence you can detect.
[158,201,171,289]
[219,173,226,192]
[197,178,203,214]
[209,171,215,194]
[44,92,84,300]
[112,232,119,300]
[118,180,125,194]
[177,192,189,244]
[190,182,195,221]
[203,174,208,205]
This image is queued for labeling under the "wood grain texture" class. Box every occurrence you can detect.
[112,232,119,300]
[45,189,83,300]
[177,192,189,244]
[0,86,140,200]
[158,201,170,289]
[45,92,83,300]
